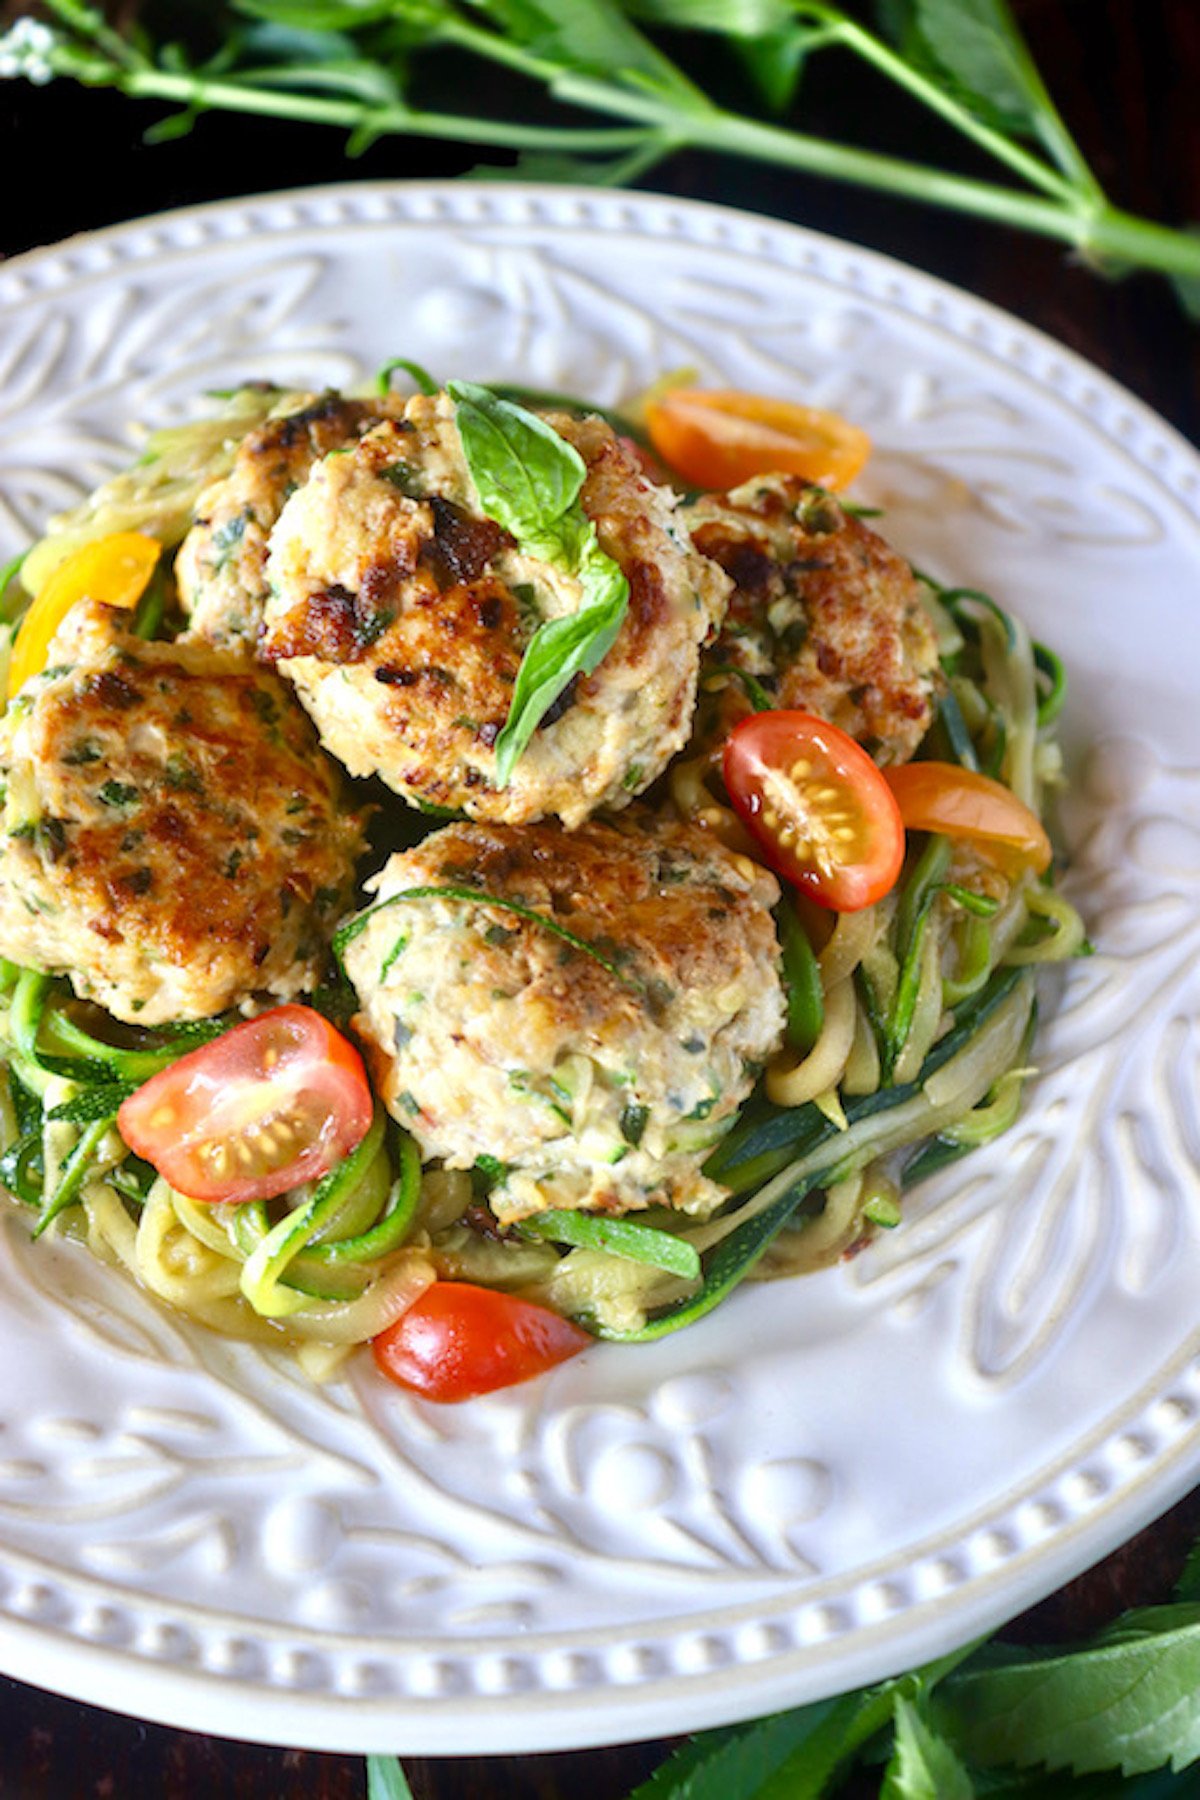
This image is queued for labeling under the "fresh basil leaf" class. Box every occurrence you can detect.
[491,551,629,785]
[365,1755,416,1800]
[882,1694,974,1800]
[448,378,586,542]
[450,381,630,784]
[941,1604,1200,1777]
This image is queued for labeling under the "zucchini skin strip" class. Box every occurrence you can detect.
[520,1209,701,1279]
[335,884,644,995]
[594,971,1034,1342]
[707,965,1025,1185]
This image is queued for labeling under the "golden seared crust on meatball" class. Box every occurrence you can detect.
[261,391,731,827]
[341,811,785,1224]
[176,391,403,651]
[685,476,941,764]
[0,602,367,1024]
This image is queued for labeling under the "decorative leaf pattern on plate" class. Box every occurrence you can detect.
[0,185,1193,1755]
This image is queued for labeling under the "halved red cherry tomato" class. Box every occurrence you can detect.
[373,1282,591,1402]
[9,531,159,699]
[723,710,905,912]
[884,762,1052,876]
[644,389,871,492]
[117,1005,373,1204]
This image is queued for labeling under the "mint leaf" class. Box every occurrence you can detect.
[968,1762,1200,1795]
[365,1755,415,1800]
[942,1604,1200,1778]
[755,1646,980,1800]
[882,1694,974,1799]
[626,1700,849,1800]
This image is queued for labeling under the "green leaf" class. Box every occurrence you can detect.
[490,545,628,784]
[736,25,812,112]
[969,1761,1200,1796]
[366,1755,416,1800]
[469,0,700,99]
[755,1647,980,1800]
[941,1604,1200,1778]
[882,1694,975,1799]
[1175,1528,1200,1603]
[1168,227,1200,320]
[448,378,586,543]
[234,0,411,28]
[626,1700,851,1800]
[912,0,1048,135]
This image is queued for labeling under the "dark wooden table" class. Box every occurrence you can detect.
[2,2,1199,1793]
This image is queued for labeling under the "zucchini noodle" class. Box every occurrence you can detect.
[0,381,1090,1373]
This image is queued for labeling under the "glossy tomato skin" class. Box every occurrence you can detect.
[884,762,1052,875]
[723,710,905,912]
[373,1283,591,1402]
[644,389,871,492]
[117,1004,373,1204]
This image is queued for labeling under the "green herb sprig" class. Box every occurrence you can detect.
[363,1529,1200,1795]
[3,1,1199,309]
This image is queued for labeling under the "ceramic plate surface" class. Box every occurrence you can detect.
[0,181,1198,1755]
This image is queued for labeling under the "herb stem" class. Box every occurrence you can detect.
[34,12,1200,289]
[659,106,1200,279]
[55,58,659,155]
[808,11,1085,206]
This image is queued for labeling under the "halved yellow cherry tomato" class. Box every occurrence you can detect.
[644,389,871,492]
[8,530,159,699]
[723,710,905,911]
[884,762,1052,875]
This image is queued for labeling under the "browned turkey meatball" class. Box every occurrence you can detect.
[685,475,942,764]
[261,391,731,826]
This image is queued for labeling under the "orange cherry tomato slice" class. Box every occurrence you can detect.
[373,1282,591,1402]
[723,710,905,912]
[644,389,871,492]
[8,531,159,699]
[883,762,1052,876]
[117,1005,373,1204]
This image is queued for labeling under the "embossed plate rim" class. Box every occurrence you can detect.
[0,179,1197,1753]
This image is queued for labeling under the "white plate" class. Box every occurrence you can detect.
[0,181,1198,1756]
